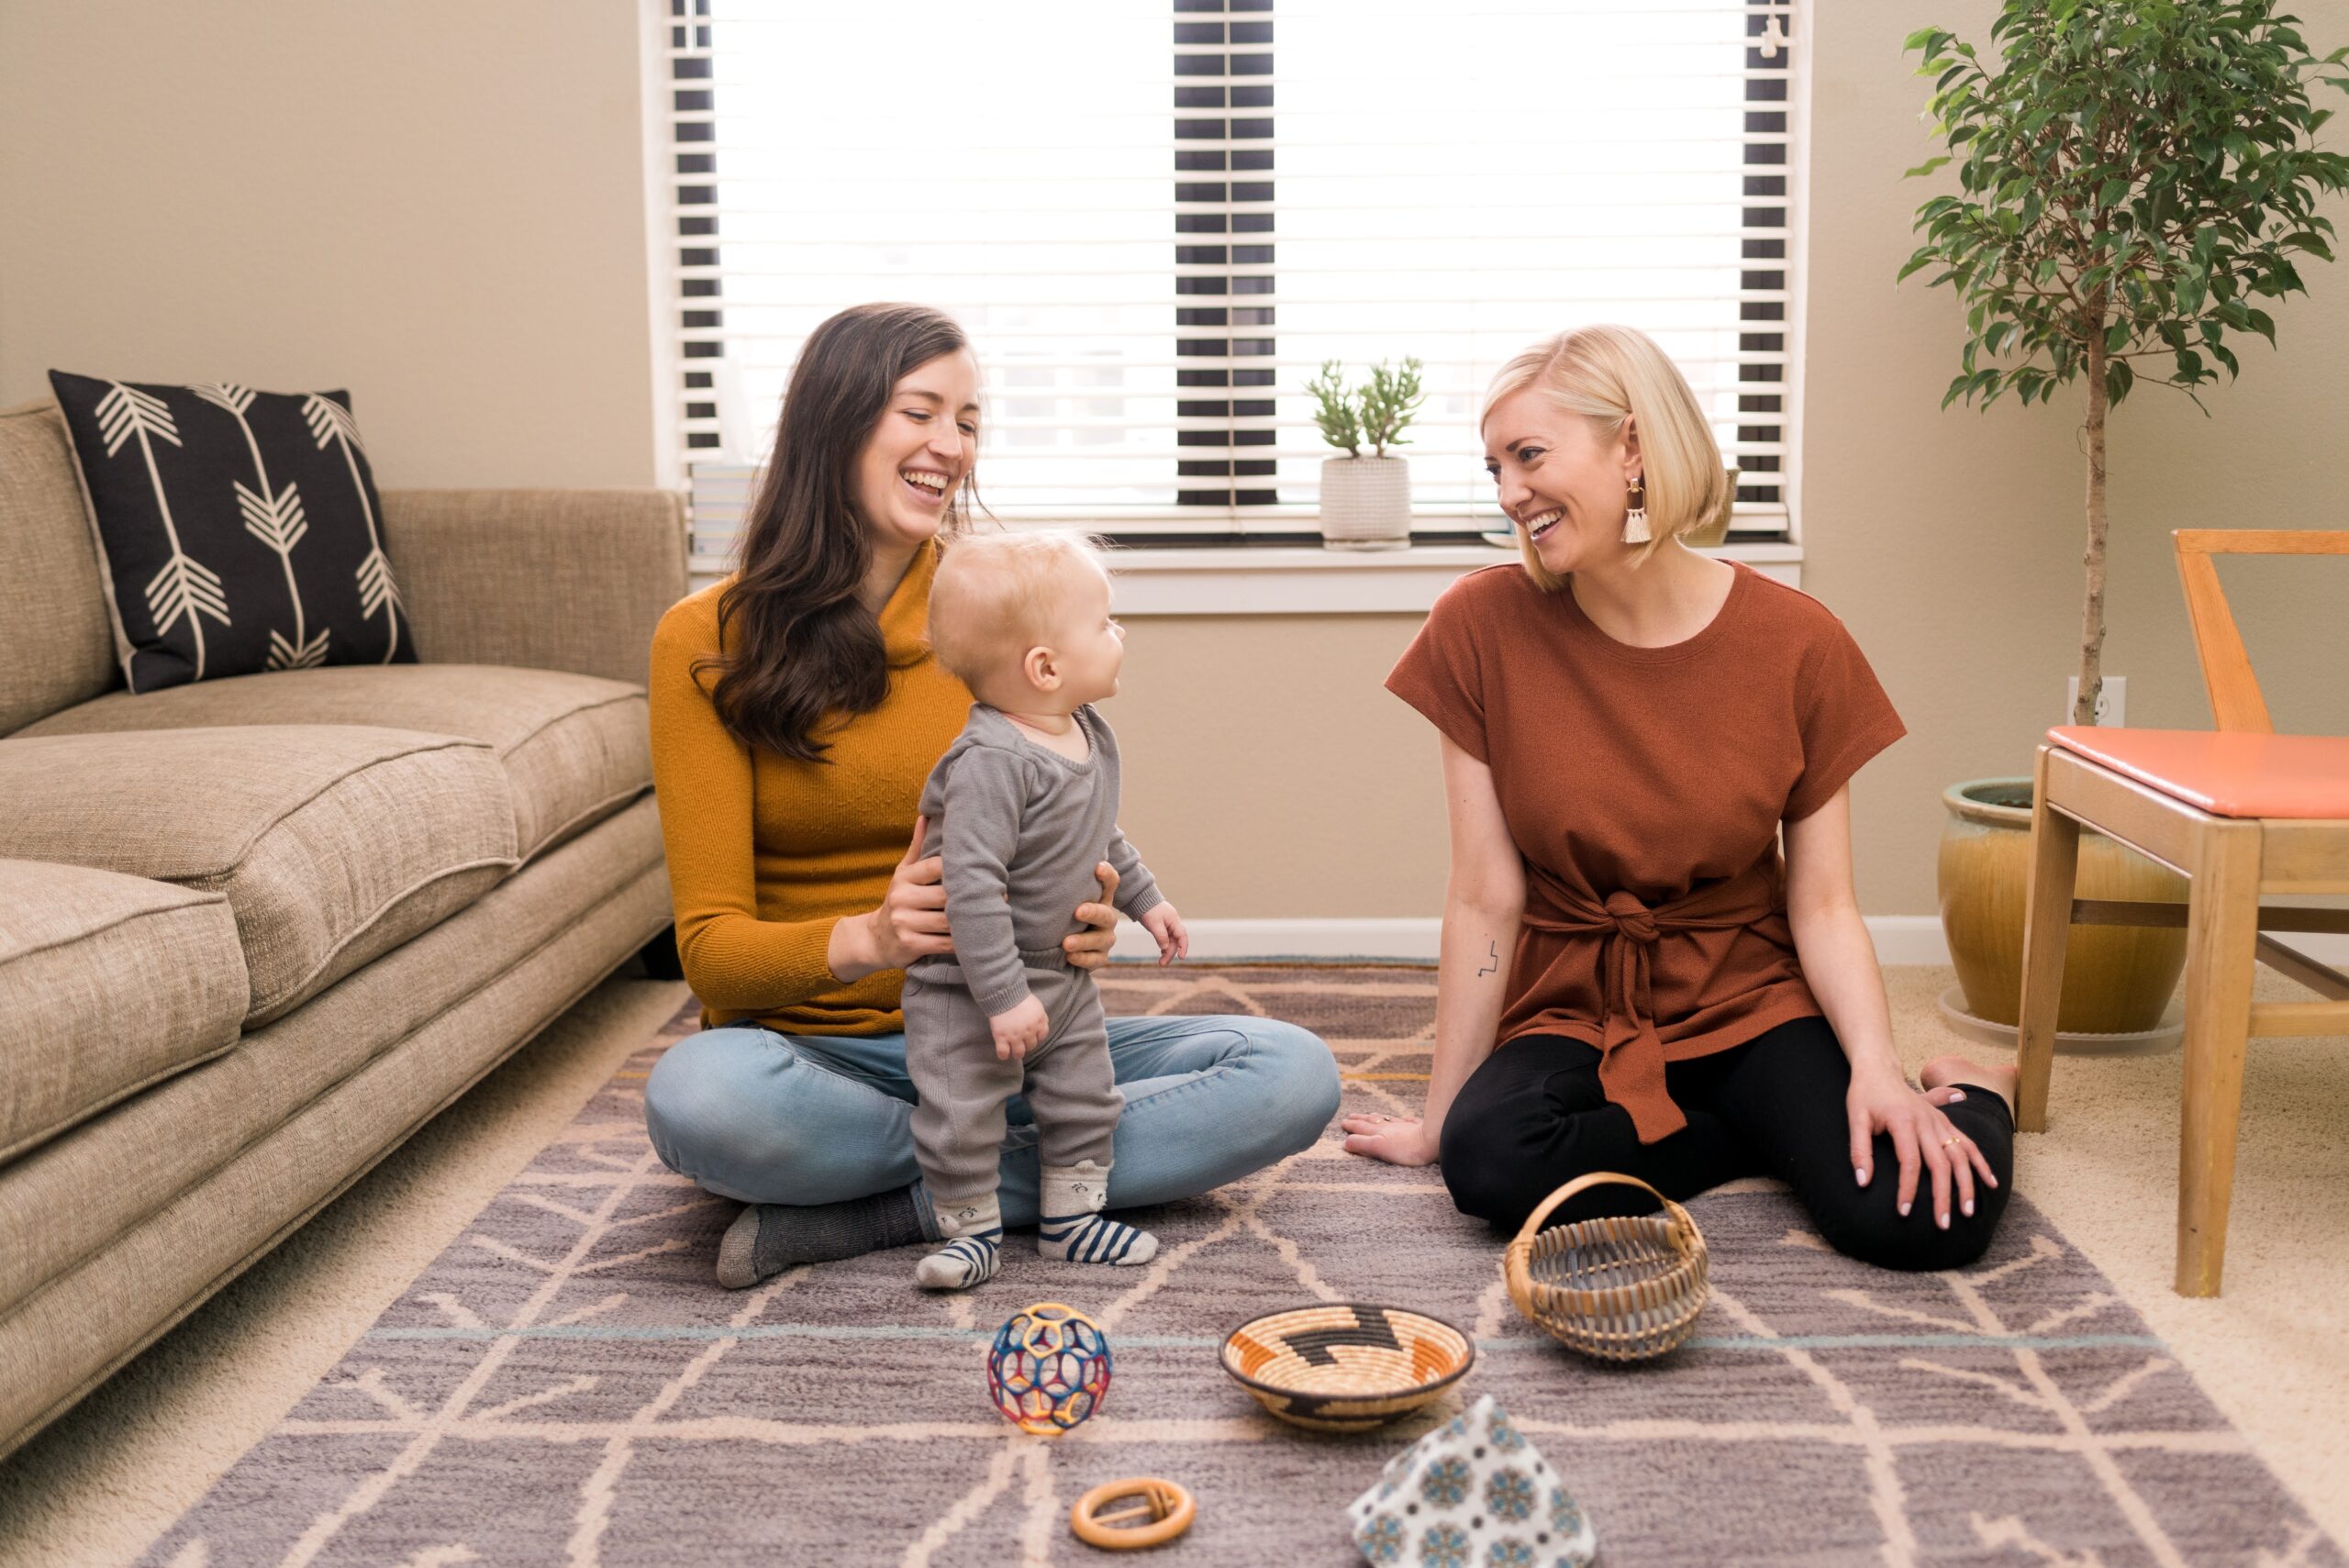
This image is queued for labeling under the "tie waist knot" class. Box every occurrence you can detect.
[1601,891,1659,943]
[1516,866,1778,1145]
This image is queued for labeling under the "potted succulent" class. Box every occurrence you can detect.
[1308,357,1427,550]
[1901,0,2348,1040]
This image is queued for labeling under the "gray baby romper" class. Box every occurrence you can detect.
[902,703,1163,1207]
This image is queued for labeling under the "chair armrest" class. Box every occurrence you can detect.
[381,489,688,688]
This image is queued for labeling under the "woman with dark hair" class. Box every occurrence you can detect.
[642,303,1341,1287]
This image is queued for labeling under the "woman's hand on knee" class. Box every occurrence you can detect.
[1063,861,1121,972]
[835,817,953,980]
[1340,1111,1439,1167]
[1845,1066,1994,1232]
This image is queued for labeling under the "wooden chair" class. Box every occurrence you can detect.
[2015,528,2349,1296]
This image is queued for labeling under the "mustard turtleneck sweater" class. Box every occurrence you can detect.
[648,541,973,1035]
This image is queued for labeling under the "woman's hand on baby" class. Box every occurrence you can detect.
[1140,903,1188,965]
[1340,1112,1440,1167]
[846,816,952,978]
[1063,861,1122,972]
[991,995,1050,1060]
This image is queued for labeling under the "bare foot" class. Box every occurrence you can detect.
[1920,1053,2018,1112]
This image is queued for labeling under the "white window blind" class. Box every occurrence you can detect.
[660,0,1798,567]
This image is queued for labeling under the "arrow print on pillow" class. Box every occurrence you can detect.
[98,381,230,682]
[146,552,231,654]
[200,384,323,673]
[266,626,332,671]
[304,393,401,662]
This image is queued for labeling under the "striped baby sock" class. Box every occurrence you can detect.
[1037,1163,1157,1268]
[915,1194,1003,1291]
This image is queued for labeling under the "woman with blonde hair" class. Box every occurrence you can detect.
[1342,324,2017,1268]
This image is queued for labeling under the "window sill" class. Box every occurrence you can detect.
[1108,540,1803,616]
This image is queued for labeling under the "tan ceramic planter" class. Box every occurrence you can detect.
[1937,777,2188,1034]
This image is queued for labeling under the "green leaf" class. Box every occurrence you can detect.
[2107,357,2136,405]
[1905,155,1954,181]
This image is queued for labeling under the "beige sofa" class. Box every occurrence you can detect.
[0,399,685,1459]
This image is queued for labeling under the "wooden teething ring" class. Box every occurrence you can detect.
[1069,1476,1196,1550]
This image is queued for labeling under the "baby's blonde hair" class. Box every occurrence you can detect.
[927,529,1110,685]
[1482,324,1730,589]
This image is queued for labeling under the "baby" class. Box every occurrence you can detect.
[905,530,1188,1291]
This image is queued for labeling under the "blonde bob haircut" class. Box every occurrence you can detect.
[926,528,1111,686]
[1481,324,1729,591]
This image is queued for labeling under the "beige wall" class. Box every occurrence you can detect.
[5,0,2341,917]
[0,1,666,490]
[1116,615,1450,918]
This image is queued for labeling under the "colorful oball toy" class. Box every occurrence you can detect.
[987,1301,1113,1435]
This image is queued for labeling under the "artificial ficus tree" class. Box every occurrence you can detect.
[1900,0,2349,725]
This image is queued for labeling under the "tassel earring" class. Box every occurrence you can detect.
[1621,474,1651,544]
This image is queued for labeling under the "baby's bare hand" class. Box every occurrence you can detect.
[990,995,1049,1060]
[1141,902,1188,965]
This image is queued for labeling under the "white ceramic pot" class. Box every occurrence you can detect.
[1319,456,1411,550]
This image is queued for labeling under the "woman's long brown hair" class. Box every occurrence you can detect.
[697,303,974,762]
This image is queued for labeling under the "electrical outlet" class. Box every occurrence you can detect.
[2064,674,2126,727]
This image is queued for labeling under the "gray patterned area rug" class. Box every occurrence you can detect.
[144,967,2340,1568]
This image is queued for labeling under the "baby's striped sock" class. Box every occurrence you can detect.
[915,1195,1003,1291]
[1036,1164,1158,1268]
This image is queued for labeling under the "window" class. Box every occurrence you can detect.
[661,1,1798,568]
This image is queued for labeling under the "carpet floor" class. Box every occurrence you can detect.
[122,968,2343,1567]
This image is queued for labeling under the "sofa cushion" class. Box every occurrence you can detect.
[0,796,664,1324]
[0,861,247,1164]
[0,401,119,735]
[0,727,518,1025]
[23,665,650,862]
[44,373,417,693]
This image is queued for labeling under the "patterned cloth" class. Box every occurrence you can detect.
[1350,1395,1596,1568]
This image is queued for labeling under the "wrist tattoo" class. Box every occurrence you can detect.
[1477,939,1499,977]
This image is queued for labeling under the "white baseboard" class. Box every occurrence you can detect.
[1864,916,1954,967]
[1112,916,1958,966]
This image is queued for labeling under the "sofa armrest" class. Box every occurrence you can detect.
[381,489,688,688]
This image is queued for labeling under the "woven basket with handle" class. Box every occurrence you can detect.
[1503,1172,1709,1362]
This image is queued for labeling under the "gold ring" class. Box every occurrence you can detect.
[1942,1136,1962,1148]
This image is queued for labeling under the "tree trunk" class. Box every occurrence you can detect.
[2076,320,2110,728]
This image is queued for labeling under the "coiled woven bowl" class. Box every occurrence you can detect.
[1221,1302,1474,1432]
[1504,1172,1709,1362]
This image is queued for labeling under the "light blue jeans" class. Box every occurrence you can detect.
[642,1012,1341,1229]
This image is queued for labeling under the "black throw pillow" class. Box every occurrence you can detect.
[47,372,417,693]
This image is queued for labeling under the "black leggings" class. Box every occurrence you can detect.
[1438,1016,2015,1272]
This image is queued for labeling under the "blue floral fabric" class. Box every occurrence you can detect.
[1346,1395,1596,1568]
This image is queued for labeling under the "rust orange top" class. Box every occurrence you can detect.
[649,541,973,1035]
[1386,562,1906,1141]
[2049,727,2349,820]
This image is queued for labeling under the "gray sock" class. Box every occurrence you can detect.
[716,1184,933,1289]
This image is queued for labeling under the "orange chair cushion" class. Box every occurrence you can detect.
[2049,728,2349,819]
